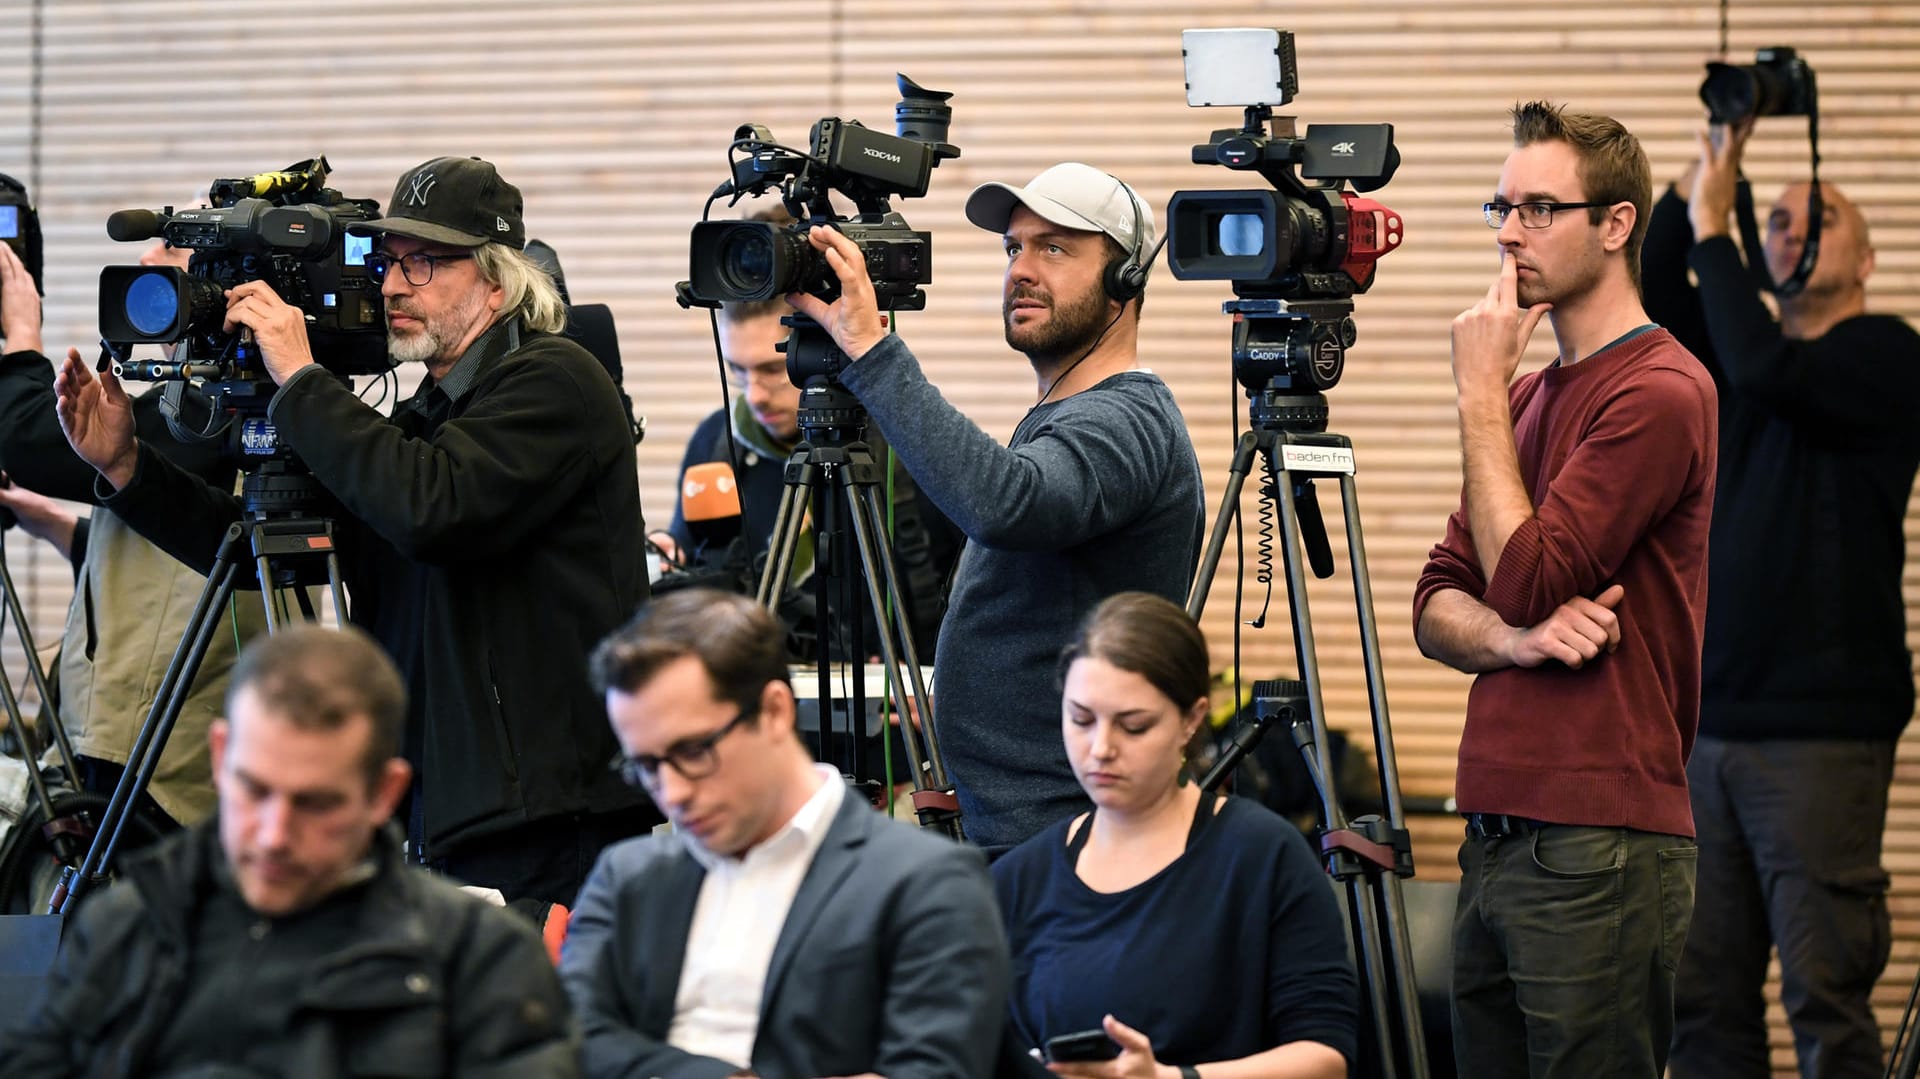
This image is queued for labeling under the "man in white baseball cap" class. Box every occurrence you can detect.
[787,162,1204,854]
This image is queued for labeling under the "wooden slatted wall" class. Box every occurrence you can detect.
[1,0,1915,1069]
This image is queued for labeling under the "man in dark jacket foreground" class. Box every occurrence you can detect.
[0,624,576,1077]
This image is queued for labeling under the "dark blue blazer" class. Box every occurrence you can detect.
[560,790,1009,1079]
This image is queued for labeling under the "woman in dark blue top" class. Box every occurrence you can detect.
[993,593,1357,1078]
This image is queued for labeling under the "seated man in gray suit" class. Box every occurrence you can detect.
[562,588,1009,1079]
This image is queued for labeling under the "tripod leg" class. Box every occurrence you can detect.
[1334,474,1430,1075]
[758,483,806,610]
[853,485,946,790]
[1271,453,1339,793]
[0,547,78,777]
[56,531,245,913]
[844,487,933,789]
[1339,475,1411,826]
[1187,430,1260,620]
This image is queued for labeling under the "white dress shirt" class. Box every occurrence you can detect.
[667,764,846,1068]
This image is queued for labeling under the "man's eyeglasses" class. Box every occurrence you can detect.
[1482,201,1616,230]
[611,709,755,787]
[367,250,473,287]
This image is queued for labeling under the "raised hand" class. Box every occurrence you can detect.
[1451,249,1552,396]
[54,347,139,490]
[783,226,891,363]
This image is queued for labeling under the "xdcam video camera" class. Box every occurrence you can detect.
[683,74,960,375]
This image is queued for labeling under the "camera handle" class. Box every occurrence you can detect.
[50,515,345,915]
[1186,401,1428,1079]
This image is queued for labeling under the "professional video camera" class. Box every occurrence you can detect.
[681,74,958,384]
[0,173,43,294]
[97,157,389,409]
[1698,46,1825,297]
[1166,28,1402,400]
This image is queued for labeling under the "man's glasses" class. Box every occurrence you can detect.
[367,250,473,286]
[611,709,755,788]
[1482,201,1615,230]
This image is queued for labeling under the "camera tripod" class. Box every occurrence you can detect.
[0,518,89,885]
[756,316,959,837]
[49,465,343,915]
[1186,311,1429,1079]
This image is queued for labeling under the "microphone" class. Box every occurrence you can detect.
[106,209,166,243]
[680,461,742,553]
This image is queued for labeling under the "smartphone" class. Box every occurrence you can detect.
[1045,1028,1120,1063]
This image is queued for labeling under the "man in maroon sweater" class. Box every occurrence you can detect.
[1414,102,1718,1077]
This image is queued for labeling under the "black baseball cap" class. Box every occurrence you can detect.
[349,156,526,250]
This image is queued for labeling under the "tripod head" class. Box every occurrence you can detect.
[780,313,874,450]
[1228,296,1359,436]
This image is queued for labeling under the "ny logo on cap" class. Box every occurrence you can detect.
[404,171,437,208]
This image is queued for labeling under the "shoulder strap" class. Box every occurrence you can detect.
[1065,809,1096,866]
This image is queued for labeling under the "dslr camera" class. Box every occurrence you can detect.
[1701,46,1816,125]
[681,74,959,384]
[98,157,389,399]
[1166,29,1403,397]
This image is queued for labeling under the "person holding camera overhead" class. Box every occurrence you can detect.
[788,162,1205,855]
[1644,102,1920,1077]
[55,156,656,907]
[991,592,1355,1079]
[1413,102,1716,1076]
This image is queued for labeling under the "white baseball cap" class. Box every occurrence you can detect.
[964,162,1155,261]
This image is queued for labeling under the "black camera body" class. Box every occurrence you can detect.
[0,173,43,296]
[683,75,958,385]
[688,210,930,311]
[98,158,389,386]
[1701,46,1816,125]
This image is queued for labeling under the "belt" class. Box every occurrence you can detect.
[1463,812,1550,840]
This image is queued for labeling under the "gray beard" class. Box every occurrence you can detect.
[387,329,440,365]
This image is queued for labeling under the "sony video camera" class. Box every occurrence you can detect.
[681,74,959,384]
[1166,29,1403,396]
[98,157,389,393]
[1701,46,1815,125]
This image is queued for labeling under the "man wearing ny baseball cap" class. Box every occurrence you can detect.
[788,162,1204,853]
[57,155,658,905]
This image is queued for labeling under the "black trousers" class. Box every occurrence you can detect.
[1670,736,1895,1079]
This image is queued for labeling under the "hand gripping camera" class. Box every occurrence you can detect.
[98,157,390,392]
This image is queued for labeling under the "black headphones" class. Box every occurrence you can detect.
[1101,174,1149,304]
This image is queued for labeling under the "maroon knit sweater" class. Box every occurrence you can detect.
[1414,328,1717,837]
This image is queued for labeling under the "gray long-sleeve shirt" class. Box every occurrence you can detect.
[839,335,1205,851]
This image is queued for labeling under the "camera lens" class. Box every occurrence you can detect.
[123,271,181,337]
[720,229,776,296]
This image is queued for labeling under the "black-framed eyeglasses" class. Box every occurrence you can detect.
[367,250,473,286]
[1482,201,1615,230]
[610,709,756,788]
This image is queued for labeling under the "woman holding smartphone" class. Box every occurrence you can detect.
[993,593,1357,1079]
